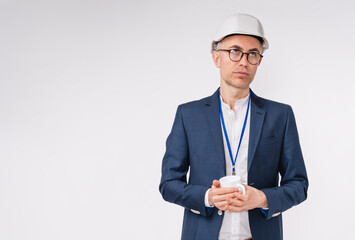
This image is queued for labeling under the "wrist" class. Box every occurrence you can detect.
[258,190,268,208]
[208,189,214,207]
[204,188,214,207]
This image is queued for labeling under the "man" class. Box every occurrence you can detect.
[159,13,308,240]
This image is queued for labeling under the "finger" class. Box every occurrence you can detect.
[214,201,229,210]
[226,204,245,213]
[212,192,238,203]
[226,197,244,207]
[212,180,220,188]
[234,191,248,201]
[213,187,240,195]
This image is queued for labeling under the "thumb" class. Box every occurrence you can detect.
[212,180,220,188]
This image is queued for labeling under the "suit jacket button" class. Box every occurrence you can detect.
[218,210,223,215]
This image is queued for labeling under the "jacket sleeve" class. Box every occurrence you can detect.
[159,105,211,217]
[261,106,309,220]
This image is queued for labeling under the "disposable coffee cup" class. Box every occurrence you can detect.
[219,175,246,195]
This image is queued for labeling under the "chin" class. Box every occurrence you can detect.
[229,79,252,89]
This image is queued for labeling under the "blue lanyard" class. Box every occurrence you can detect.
[219,90,251,175]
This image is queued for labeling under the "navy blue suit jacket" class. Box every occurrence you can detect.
[159,89,308,240]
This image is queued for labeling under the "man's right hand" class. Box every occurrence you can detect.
[208,180,241,211]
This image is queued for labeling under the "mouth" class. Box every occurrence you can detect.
[234,71,250,77]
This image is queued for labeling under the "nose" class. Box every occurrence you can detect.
[239,53,248,66]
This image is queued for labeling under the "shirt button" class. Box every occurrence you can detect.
[218,210,223,216]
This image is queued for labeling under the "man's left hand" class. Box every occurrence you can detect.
[225,184,268,212]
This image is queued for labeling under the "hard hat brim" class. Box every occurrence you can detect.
[214,32,269,50]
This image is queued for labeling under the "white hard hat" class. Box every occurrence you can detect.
[212,13,269,51]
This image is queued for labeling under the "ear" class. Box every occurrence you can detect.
[212,50,221,68]
[258,56,263,66]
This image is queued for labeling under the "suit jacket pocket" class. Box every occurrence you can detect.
[257,136,280,146]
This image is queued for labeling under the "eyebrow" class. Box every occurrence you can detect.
[228,45,261,53]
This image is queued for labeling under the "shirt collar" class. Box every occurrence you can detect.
[220,93,250,111]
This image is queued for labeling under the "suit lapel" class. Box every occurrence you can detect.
[248,90,265,172]
[204,89,226,174]
[204,89,265,174]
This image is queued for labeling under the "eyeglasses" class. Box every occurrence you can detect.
[217,49,263,65]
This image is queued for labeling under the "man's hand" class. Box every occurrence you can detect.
[208,180,241,211]
[225,184,268,212]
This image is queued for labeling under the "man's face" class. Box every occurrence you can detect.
[212,35,263,91]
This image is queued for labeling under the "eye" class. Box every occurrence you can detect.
[230,49,241,54]
[249,52,258,57]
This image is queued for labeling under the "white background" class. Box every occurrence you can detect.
[1,0,355,239]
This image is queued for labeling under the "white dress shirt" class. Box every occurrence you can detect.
[204,93,252,240]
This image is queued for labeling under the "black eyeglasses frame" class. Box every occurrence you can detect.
[217,49,263,65]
